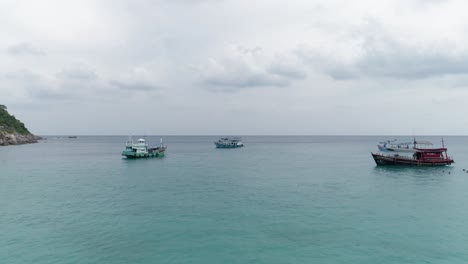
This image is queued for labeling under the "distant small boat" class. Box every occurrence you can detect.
[122,137,166,158]
[68,136,78,139]
[372,138,454,166]
[214,137,244,148]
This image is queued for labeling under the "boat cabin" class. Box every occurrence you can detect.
[124,138,149,154]
[413,148,449,161]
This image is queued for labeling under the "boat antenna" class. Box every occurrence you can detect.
[442,137,445,148]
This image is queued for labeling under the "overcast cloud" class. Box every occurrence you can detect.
[1,0,468,135]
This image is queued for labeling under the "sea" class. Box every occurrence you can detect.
[2,136,468,264]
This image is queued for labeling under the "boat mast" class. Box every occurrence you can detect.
[442,137,448,159]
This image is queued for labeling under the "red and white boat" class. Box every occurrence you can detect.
[372,138,454,166]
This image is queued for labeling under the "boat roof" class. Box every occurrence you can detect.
[414,148,446,153]
[389,141,413,145]
[220,137,241,140]
[379,140,433,146]
[414,140,433,145]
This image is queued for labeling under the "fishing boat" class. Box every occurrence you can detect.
[372,138,454,166]
[121,137,166,158]
[214,137,244,148]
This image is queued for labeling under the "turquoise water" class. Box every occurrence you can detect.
[2,136,468,263]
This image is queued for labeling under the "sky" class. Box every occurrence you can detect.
[1,0,468,135]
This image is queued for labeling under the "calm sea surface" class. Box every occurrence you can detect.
[2,136,468,263]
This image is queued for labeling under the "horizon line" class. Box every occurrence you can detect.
[38,134,468,137]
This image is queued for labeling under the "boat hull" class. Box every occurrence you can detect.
[214,142,244,148]
[371,153,453,166]
[122,150,165,158]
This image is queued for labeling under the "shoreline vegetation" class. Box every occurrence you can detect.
[0,104,41,146]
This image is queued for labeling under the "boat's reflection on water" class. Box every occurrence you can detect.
[372,164,455,181]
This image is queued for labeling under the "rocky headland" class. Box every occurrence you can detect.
[0,104,41,146]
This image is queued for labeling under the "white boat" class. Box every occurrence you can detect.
[122,137,166,158]
[214,137,244,148]
[377,139,433,153]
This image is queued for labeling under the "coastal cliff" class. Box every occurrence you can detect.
[0,104,41,146]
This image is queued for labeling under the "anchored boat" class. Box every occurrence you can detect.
[122,137,166,158]
[377,139,435,152]
[372,138,454,166]
[214,137,244,148]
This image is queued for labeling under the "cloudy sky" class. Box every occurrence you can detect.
[1,0,468,135]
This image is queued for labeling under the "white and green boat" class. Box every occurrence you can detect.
[214,137,244,148]
[121,137,166,158]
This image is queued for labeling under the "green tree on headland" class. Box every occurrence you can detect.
[0,105,31,135]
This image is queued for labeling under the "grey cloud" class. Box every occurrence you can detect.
[201,72,289,91]
[354,22,468,79]
[3,69,42,81]
[407,0,447,8]
[295,48,358,80]
[56,68,98,81]
[26,85,71,100]
[109,80,161,91]
[267,63,307,80]
[325,68,358,80]
[6,43,45,56]
[297,21,468,80]
[2,70,82,100]
[357,41,468,79]
[163,0,223,4]
[237,46,262,55]
[198,50,307,92]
